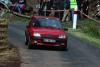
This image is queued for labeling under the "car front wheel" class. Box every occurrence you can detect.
[27,37,33,49]
[60,45,68,51]
[25,36,28,45]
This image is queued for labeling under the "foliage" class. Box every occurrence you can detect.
[69,29,100,48]
[8,13,29,23]
[79,19,100,38]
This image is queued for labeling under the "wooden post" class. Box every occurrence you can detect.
[0,19,8,49]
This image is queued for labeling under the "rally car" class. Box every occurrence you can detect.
[25,16,68,50]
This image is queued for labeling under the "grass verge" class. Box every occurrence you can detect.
[63,19,100,48]
[68,28,100,48]
[0,44,21,67]
[5,13,29,23]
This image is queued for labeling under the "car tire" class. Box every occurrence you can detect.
[27,37,33,49]
[61,42,68,51]
[25,36,28,45]
[60,46,68,51]
[25,31,29,45]
[60,48,66,51]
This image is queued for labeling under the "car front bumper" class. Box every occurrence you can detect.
[30,37,67,47]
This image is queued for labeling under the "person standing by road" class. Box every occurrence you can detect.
[53,0,64,20]
[62,0,70,22]
[77,0,83,19]
[82,0,89,18]
[38,0,53,16]
[13,0,26,14]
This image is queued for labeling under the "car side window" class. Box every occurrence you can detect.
[32,18,40,27]
[34,22,40,27]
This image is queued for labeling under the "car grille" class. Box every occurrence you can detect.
[42,35,55,38]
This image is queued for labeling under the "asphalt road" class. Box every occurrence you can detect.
[8,22,100,67]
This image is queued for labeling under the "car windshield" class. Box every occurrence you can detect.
[33,18,63,29]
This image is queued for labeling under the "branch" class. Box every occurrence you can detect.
[79,10,100,24]
[11,11,31,19]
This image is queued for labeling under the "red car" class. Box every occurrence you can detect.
[25,16,68,50]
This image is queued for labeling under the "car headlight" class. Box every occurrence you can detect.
[59,35,66,39]
[33,33,41,37]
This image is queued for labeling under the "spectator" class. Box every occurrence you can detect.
[53,0,64,20]
[62,0,70,22]
[39,0,53,16]
[14,2,22,13]
[46,0,54,16]
[38,0,43,15]
[13,0,26,14]
[76,0,83,19]
[70,0,78,21]
[58,0,65,20]
[82,0,89,18]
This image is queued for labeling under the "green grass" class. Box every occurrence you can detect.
[68,28,100,48]
[4,13,29,23]
[63,19,100,48]
[9,14,29,23]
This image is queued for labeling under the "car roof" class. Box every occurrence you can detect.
[31,16,60,20]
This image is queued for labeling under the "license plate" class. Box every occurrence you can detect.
[44,39,56,43]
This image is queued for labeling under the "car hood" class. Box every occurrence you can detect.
[32,28,66,36]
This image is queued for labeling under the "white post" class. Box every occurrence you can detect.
[73,6,78,29]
